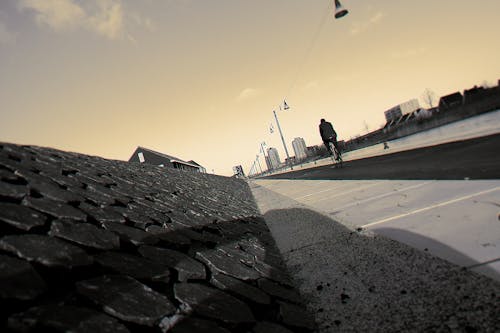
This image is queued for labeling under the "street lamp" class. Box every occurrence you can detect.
[256,155,262,174]
[334,0,349,19]
[273,108,292,170]
[260,142,268,173]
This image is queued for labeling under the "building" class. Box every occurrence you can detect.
[384,106,403,123]
[129,147,204,172]
[292,137,307,161]
[306,145,321,158]
[267,147,281,169]
[187,160,207,173]
[265,155,272,170]
[400,99,420,115]
[384,99,420,123]
[438,92,463,111]
[232,165,245,177]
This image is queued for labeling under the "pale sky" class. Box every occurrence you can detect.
[1,0,499,175]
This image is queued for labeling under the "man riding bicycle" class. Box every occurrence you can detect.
[319,118,339,155]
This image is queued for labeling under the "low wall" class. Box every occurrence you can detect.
[0,143,314,332]
[387,96,500,140]
[344,93,500,152]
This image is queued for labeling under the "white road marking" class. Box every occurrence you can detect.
[292,181,375,200]
[331,181,434,211]
[362,186,500,228]
[307,182,384,202]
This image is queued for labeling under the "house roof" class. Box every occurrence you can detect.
[187,160,204,168]
[439,92,463,105]
[134,146,201,169]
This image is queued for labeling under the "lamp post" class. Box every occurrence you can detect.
[249,161,255,176]
[273,109,292,170]
[260,142,268,173]
[256,155,262,174]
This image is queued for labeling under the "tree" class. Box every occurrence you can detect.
[481,80,493,88]
[421,88,437,108]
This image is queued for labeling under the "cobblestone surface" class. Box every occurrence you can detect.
[0,143,315,332]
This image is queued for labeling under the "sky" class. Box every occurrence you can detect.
[1,0,499,176]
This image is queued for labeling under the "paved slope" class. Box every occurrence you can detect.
[251,182,500,332]
[0,142,314,333]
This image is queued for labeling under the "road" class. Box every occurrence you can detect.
[260,133,500,180]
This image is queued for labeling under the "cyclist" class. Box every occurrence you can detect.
[319,118,339,155]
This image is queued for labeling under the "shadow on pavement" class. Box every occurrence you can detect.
[374,227,500,281]
[261,207,500,332]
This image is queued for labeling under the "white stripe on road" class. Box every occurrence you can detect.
[362,186,500,228]
[331,181,434,211]
[293,182,376,200]
[305,182,384,202]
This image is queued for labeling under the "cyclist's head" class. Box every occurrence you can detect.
[320,118,325,123]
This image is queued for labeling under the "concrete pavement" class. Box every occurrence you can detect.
[250,180,500,332]
[252,178,500,281]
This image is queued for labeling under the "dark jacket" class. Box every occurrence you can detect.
[319,121,336,141]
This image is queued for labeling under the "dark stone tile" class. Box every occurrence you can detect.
[8,305,130,333]
[257,279,303,304]
[277,301,316,330]
[78,202,126,224]
[145,225,191,246]
[17,170,83,203]
[49,219,120,250]
[120,207,155,228]
[23,197,87,221]
[42,172,83,189]
[170,317,231,333]
[69,186,116,206]
[217,243,257,266]
[0,168,19,182]
[174,283,255,324]
[127,201,167,222]
[94,251,170,282]
[139,245,205,282]
[0,234,92,268]
[0,181,27,200]
[196,247,260,281]
[237,237,267,261]
[0,254,46,300]
[0,202,47,231]
[210,272,271,305]
[76,275,176,326]
[101,221,158,246]
[254,260,293,286]
[253,321,294,333]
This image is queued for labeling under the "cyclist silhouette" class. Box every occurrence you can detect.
[319,118,338,155]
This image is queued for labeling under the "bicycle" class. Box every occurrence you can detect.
[327,137,343,168]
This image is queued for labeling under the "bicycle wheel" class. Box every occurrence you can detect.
[335,149,343,168]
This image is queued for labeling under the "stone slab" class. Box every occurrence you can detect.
[139,245,205,281]
[0,202,47,231]
[8,305,130,333]
[76,275,176,326]
[0,254,46,300]
[174,282,255,324]
[94,251,170,282]
[49,219,120,250]
[0,234,92,268]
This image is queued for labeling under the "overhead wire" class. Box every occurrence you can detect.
[284,0,333,101]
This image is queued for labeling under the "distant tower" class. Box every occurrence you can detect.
[292,137,307,161]
[267,148,281,169]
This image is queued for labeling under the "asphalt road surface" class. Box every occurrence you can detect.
[262,133,500,180]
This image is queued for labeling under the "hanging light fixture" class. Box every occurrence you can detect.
[334,0,349,19]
